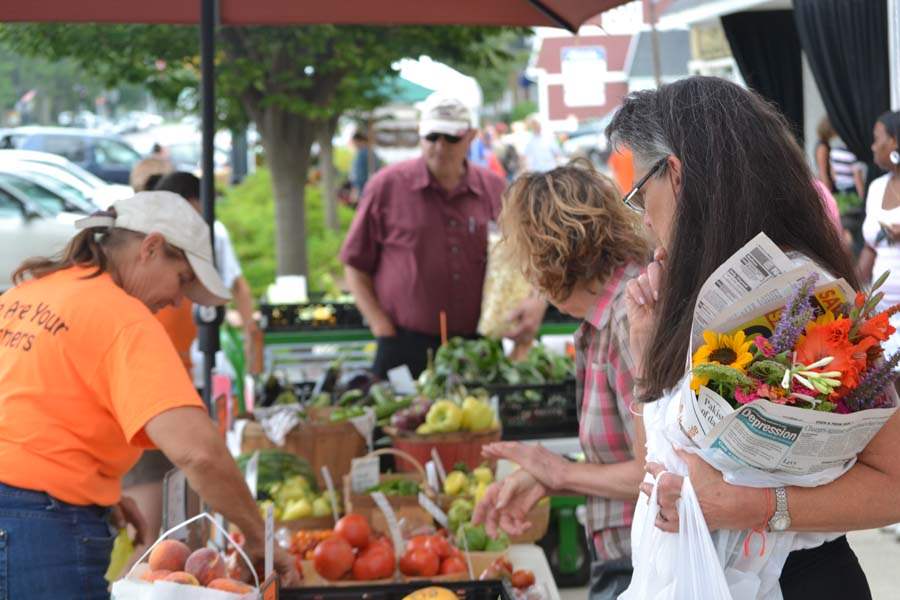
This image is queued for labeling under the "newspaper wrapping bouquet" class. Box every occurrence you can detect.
[621,233,899,600]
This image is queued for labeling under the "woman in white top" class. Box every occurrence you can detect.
[859,110,900,357]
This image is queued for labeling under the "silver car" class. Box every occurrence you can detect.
[0,181,75,292]
[0,149,133,208]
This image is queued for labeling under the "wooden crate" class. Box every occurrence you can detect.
[240,416,367,488]
[385,427,502,474]
[342,448,441,537]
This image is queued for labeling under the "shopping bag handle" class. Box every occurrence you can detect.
[126,512,260,589]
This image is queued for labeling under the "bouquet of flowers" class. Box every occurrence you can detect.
[692,271,899,416]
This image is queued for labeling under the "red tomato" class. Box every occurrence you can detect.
[368,536,394,554]
[352,545,396,580]
[439,556,467,575]
[399,548,440,577]
[511,569,536,589]
[425,535,452,559]
[313,536,355,581]
[334,514,372,549]
[405,535,431,553]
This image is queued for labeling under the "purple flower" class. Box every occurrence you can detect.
[769,274,819,354]
[843,349,900,411]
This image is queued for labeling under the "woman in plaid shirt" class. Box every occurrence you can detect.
[473,161,650,599]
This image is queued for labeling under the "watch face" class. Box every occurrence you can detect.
[772,515,790,531]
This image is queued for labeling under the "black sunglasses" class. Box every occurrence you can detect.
[622,157,667,213]
[424,132,463,144]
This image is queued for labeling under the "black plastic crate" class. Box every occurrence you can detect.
[542,305,579,325]
[282,580,516,600]
[260,303,365,332]
[488,379,578,440]
[258,380,317,407]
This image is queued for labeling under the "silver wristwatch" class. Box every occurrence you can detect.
[767,487,791,531]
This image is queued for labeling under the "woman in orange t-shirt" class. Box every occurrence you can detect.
[0,191,298,598]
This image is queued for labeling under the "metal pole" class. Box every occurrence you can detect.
[890,0,900,110]
[197,0,222,415]
[648,0,662,88]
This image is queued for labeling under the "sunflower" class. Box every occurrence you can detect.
[691,330,754,391]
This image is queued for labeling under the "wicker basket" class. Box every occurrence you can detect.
[385,427,502,474]
[342,448,439,537]
[240,414,368,488]
[277,515,336,533]
[510,500,550,543]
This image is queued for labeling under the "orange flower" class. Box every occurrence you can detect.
[859,313,896,342]
[796,318,863,397]
[854,291,866,309]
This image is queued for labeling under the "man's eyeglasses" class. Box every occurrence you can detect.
[622,157,667,213]
[424,132,463,144]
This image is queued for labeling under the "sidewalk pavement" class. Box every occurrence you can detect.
[559,529,900,600]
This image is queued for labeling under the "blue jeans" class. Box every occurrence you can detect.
[0,482,114,600]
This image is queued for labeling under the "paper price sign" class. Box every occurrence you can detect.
[164,470,187,541]
[245,450,260,499]
[430,448,447,484]
[418,492,448,528]
[265,502,274,578]
[370,491,405,556]
[387,365,417,395]
[350,456,380,493]
[320,465,340,522]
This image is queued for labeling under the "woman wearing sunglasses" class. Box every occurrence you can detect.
[611,76,900,598]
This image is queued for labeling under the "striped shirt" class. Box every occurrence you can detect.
[829,141,860,193]
[575,263,640,560]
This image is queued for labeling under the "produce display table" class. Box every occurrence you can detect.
[261,322,579,384]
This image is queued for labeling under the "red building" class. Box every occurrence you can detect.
[528,0,679,132]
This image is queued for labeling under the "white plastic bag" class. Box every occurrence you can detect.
[477,225,533,339]
[111,513,258,600]
[621,379,838,600]
[620,473,733,600]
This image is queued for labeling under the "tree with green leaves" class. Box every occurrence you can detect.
[0,24,521,279]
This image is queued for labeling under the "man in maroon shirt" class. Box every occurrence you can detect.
[340,94,545,378]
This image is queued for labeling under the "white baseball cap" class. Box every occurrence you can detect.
[418,93,472,138]
[75,191,231,306]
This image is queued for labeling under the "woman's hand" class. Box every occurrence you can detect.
[481,442,570,491]
[504,296,548,345]
[236,543,302,587]
[625,247,667,378]
[273,546,302,587]
[472,469,547,538]
[111,495,151,546]
[638,450,769,532]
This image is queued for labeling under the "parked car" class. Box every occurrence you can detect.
[0,170,92,218]
[0,150,134,212]
[0,149,133,207]
[0,127,142,185]
[0,183,74,292]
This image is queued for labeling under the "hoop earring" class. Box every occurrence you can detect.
[890,150,900,166]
